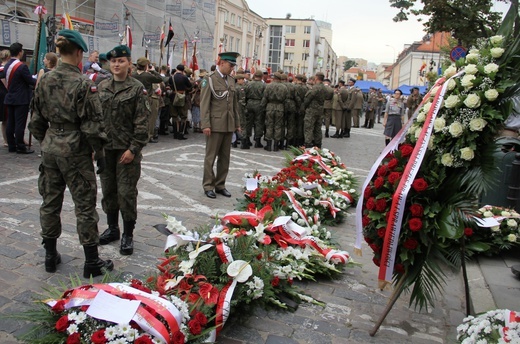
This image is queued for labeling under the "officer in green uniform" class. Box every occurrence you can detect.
[201,52,241,199]
[261,72,288,151]
[28,29,114,278]
[245,70,266,148]
[97,45,150,256]
[304,72,327,148]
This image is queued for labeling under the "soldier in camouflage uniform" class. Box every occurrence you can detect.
[304,72,328,148]
[322,79,334,137]
[235,74,249,149]
[294,74,308,146]
[245,70,265,148]
[97,45,150,256]
[28,29,114,278]
[281,73,297,149]
[261,72,288,152]
[363,87,379,129]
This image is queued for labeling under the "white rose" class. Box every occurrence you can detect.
[490,47,505,58]
[464,64,478,75]
[484,63,499,74]
[484,89,499,101]
[441,153,454,167]
[444,95,460,109]
[465,53,479,63]
[463,94,482,109]
[461,74,476,88]
[449,121,464,137]
[502,211,512,217]
[507,219,518,227]
[447,79,457,91]
[491,225,500,232]
[430,86,440,96]
[428,136,434,149]
[414,127,422,139]
[490,35,504,46]
[469,118,487,131]
[460,147,475,161]
[422,102,432,113]
[434,117,446,132]
[444,65,457,78]
[408,124,417,135]
[416,112,426,123]
[508,234,517,242]
[483,211,494,218]
[469,48,480,55]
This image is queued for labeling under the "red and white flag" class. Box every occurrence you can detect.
[189,41,199,71]
[121,25,132,51]
[34,6,47,15]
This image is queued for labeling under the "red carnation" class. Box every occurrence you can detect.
[188,319,203,335]
[362,215,371,227]
[195,312,208,326]
[364,186,372,198]
[387,171,401,184]
[271,276,280,287]
[387,158,399,170]
[135,336,153,344]
[377,227,386,238]
[403,238,419,250]
[66,333,81,344]
[377,165,389,177]
[412,178,428,192]
[172,331,185,344]
[51,300,66,314]
[55,315,69,332]
[366,197,376,210]
[409,204,424,217]
[400,144,414,157]
[91,329,107,344]
[464,227,474,237]
[408,218,423,232]
[374,177,384,189]
[375,199,387,212]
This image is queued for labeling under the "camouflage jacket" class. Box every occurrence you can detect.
[283,82,297,113]
[294,83,308,112]
[98,77,150,154]
[261,82,288,111]
[245,80,265,106]
[304,82,327,110]
[132,70,164,98]
[236,82,247,107]
[29,62,107,158]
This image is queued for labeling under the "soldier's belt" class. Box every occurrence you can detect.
[49,122,81,131]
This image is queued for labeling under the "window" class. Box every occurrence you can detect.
[303,40,310,47]
[230,13,235,25]
[248,22,252,32]
[302,53,309,61]
[246,42,251,57]
[304,26,311,34]
[223,34,228,49]
[236,38,240,52]
[284,52,294,60]
[285,25,296,34]
[224,11,228,23]
[237,16,241,27]
[285,39,295,47]
[230,36,234,50]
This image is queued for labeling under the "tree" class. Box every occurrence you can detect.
[343,60,357,71]
[388,0,515,47]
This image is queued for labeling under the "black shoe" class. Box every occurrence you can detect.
[120,235,134,255]
[149,137,158,143]
[83,244,114,278]
[254,138,264,148]
[205,190,216,199]
[17,148,34,154]
[216,188,231,197]
[43,239,61,273]
[325,130,329,138]
[232,142,238,148]
[99,226,120,245]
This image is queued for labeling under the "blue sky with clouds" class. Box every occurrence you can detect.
[247,0,511,64]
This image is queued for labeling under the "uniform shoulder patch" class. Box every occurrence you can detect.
[90,85,98,93]
[201,79,207,88]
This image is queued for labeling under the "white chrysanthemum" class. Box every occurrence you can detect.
[460,147,475,161]
[444,94,460,109]
[449,121,464,137]
[434,117,446,132]
[490,47,505,58]
[484,89,499,101]
[444,65,457,78]
[464,94,482,109]
[66,323,78,335]
[469,118,487,131]
[461,74,476,88]
[441,153,454,167]
[464,64,478,75]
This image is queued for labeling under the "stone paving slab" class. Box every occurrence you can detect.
[0,124,470,343]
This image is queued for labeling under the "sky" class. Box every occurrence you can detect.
[247,0,511,65]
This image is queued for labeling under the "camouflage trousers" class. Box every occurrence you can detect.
[324,108,333,129]
[100,149,141,222]
[295,109,305,142]
[38,152,100,245]
[285,101,297,141]
[247,100,264,139]
[148,97,160,137]
[238,104,252,137]
[304,108,323,145]
[265,107,285,141]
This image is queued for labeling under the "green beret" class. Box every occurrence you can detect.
[106,45,131,60]
[58,29,88,52]
[99,53,107,61]
[219,51,240,65]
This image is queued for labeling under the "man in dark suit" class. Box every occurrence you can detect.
[0,43,36,153]
[200,52,241,199]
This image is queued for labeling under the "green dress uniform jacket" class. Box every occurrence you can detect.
[200,72,240,132]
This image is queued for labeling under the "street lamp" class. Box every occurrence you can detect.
[385,44,396,63]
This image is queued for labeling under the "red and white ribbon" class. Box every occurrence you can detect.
[335,190,354,204]
[283,190,310,227]
[293,153,333,175]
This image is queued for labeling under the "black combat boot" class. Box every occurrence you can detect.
[240,137,250,149]
[83,244,114,278]
[325,129,329,138]
[264,140,272,152]
[316,143,322,149]
[149,128,159,143]
[43,238,61,273]
[120,220,135,255]
[362,118,369,128]
[254,138,264,148]
[184,120,190,134]
[343,128,350,138]
[99,212,120,245]
[368,120,374,129]
[177,122,187,140]
[385,138,391,146]
[232,140,238,148]
[304,142,313,148]
[273,140,279,152]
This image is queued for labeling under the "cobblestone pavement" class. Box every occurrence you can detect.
[0,123,466,343]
